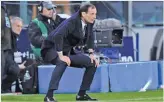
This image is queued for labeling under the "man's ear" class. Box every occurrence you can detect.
[82,12,86,17]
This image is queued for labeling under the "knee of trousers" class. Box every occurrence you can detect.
[55,59,68,67]
[84,61,96,69]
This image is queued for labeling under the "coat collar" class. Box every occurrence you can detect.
[37,14,50,23]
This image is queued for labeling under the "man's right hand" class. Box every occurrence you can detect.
[59,56,71,66]
[19,61,27,70]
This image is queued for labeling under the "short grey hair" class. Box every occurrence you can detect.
[10,16,23,24]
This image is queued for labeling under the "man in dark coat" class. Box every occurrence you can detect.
[41,3,99,102]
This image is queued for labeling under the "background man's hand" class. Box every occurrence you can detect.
[18,61,27,69]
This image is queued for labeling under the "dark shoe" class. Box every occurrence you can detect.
[44,97,57,102]
[76,94,98,101]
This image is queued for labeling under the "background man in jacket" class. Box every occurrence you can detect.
[28,1,65,58]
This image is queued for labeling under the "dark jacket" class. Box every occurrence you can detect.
[28,14,65,48]
[51,15,66,30]
[1,4,12,51]
[41,11,94,62]
[28,14,54,48]
[11,31,19,52]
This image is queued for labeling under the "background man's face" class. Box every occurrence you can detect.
[83,7,97,23]
[42,7,53,18]
[12,20,23,35]
[52,8,57,20]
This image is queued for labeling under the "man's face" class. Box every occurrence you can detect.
[42,7,53,18]
[12,20,23,35]
[52,8,57,20]
[83,7,97,23]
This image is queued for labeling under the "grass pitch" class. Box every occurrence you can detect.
[1,89,163,102]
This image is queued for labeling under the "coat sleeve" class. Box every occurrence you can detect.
[27,22,46,48]
[48,21,75,51]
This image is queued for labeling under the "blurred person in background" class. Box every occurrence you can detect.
[28,1,58,58]
[10,16,27,93]
[1,2,20,93]
[41,2,99,102]
[10,16,27,70]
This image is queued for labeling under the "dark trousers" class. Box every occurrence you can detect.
[48,54,97,91]
[1,50,20,91]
